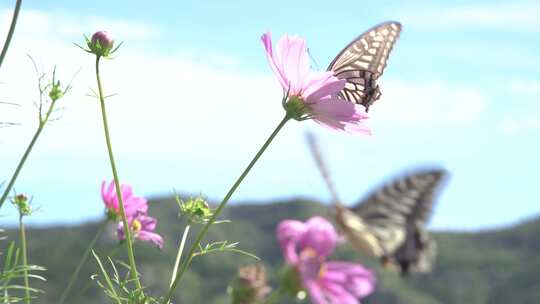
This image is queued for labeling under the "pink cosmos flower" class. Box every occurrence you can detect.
[277,217,376,304]
[261,32,371,135]
[117,211,164,249]
[101,180,148,219]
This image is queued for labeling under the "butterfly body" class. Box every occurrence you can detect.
[327,21,401,111]
[335,203,405,257]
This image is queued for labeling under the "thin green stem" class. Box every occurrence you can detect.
[94,56,142,291]
[169,224,191,288]
[19,215,30,304]
[0,0,23,70]
[162,114,290,303]
[0,98,58,210]
[59,219,109,304]
[92,250,122,304]
[72,244,121,303]
[0,127,42,210]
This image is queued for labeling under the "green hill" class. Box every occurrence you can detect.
[1,197,539,303]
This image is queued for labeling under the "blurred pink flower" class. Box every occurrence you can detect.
[117,211,164,249]
[261,32,371,135]
[101,180,148,220]
[277,217,338,264]
[277,217,376,304]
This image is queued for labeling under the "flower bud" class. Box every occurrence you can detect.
[91,31,113,49]
[83,31,120,58]
[177,196,213,224]
[229,264,271,304]
[48,80,64,101]
[11,193,32,216]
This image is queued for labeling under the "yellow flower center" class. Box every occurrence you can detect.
[131,219,142,232]
[318,264,327,279]
[300,247,326,279]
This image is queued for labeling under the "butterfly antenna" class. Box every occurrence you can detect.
[305,132,341,205]
[307,48,321,71]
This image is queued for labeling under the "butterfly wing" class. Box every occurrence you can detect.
[327,21,401,110]
[335,168,448,274]
[392,224,437,275]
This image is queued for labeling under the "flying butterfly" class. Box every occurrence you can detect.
[306,133,448,275]
[327,21,401,111]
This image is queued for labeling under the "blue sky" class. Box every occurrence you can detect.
[0,0,539,230]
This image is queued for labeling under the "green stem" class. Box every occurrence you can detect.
[0,99,58,210]
[169,224,191,287]
[19,215,30,304]
[0,0,22,70]
[94,56,142,291]
[59,219,109,304]
[162,114,290,303]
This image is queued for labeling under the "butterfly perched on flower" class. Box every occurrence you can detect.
[327,21,401,111]
[306,133,449,275]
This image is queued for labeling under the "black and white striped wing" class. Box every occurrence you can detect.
[336,169,447,274]
[327,21,401,110]
[354,169,446,227]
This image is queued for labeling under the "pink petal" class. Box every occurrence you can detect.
[139,214,158,231]
[304,279,328,304]
[276,34,310,94]
[298,217,338,258]
[102,180,118,210]
[325,261,376,298]
[261,32,288,90]
[325,261,371,275]
[138,230,164,249]
[101,181,110,207]
[310,99,371,135]
[124,197,148,217]
[276,219,307,264]
[321,282,359,304]
[120,184,134,201]
[303,72,344,102]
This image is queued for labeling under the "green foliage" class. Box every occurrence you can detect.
[0,241,46,303]
[195,241,260,261]
[91,250,161,304]
[1,197,539,303]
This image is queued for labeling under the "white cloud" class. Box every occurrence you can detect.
[500,117,540,134]
[404,2,540,32]
[0,8,292,161]
[369,80,488,126]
